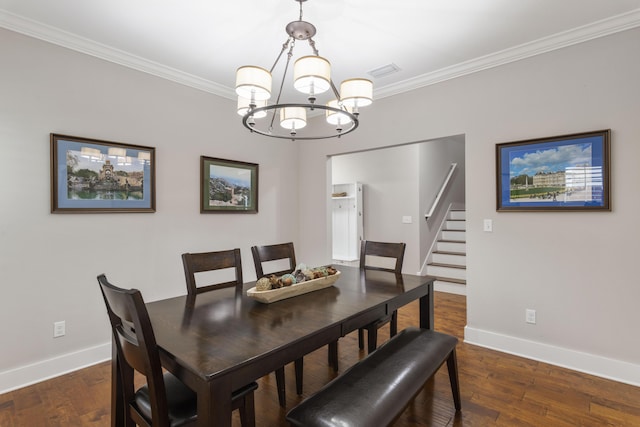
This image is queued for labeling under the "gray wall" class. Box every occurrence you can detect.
[0,28,300,391]
[298,28,640,386]
[1,25,639,392]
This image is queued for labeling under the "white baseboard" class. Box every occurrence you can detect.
[0,342,111,394]
[464,326,640,387]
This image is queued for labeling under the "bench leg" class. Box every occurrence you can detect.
[294,357,304,395]
[358,328,365,350]
[446,348,462,411]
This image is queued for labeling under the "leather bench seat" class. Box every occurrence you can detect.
[286,327,461,427]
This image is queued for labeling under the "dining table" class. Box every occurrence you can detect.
[110,265,435,427]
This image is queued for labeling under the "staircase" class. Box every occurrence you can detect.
[426,209,466,295]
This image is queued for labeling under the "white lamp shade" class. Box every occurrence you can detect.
[235,66,272,101]
[280,107,307,130]
[340,78,373,108]
[293,56,331,95]
[237,97,267,118]
[325,99,353,125]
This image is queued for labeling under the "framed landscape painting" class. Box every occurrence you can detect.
[200,156,258,213]
[496,129,610,212]
[50,134,155,213]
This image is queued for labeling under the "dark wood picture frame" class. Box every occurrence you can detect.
[200,156,258,213]
[50,134,156,213]
[496,129,610,212]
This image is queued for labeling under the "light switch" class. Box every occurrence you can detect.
[483,219,493,232]
[402,216,412,224]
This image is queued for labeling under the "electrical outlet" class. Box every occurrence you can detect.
[402,216,412,224]
[483,219,493,232]
[525,309,536,324]
[54,321,66,338]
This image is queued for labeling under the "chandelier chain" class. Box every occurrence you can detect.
[267,38,297,131]
[270,38,291,73]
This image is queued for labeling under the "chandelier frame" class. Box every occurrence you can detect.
[237,0,371,141]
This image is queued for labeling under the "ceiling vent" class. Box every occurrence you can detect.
[367,63,401,78]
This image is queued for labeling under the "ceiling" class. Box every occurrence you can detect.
[1,0,639,101]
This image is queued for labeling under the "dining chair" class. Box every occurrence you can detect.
[251,241,297,278]
[251,242,338,405]
[182,248,297,408]
[97,273,257,427]
[181,248,244,297]
[358,240,407,354]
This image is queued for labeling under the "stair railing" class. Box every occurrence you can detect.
[425,163,457,220]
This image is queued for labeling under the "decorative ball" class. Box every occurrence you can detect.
[294,270,306,283]
[281,273,296,287]
[268,274,282,289]
[256,277,271,291]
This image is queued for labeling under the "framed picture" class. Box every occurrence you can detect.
[50,134,155,213]
[496,129,610,212]
[200,156,258,213]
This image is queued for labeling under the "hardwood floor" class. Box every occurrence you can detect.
[2,292,640,426]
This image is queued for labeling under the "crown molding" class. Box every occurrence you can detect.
[1,8,638,101]
[375,8,640,100]
[0,9,235,99]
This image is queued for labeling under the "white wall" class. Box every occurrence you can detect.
[331,145,420,272]
[298,28,640,386]
[0,29,300,392]
[331,138,466,273]
[418,136,466,264]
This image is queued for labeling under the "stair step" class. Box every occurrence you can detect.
[433,250,465,256]
[449,210,466,221]
[436,240,466,253]
[441,230,465,241]
[432,252,466,266]
[426,263,466,280]
[445,220,466,230]
[429,262,465,269]
[434,279,467,295]
[434,277,466,285]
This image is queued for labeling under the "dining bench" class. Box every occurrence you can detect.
[286,326,461,427]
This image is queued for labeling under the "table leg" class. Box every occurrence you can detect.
[200,377,233,427]
[419,281,434,330]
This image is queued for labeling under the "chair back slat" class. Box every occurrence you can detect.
[182,249,243,296]
[251,242,296,278]
[359,240,406,274]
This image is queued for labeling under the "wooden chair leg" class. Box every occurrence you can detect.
[328,340,339,371]
[446,348,462,411]
[275,367,286,408]
[239,393,256,427]
[367,326,378,354]
[390,311,398,337]
[294,357,304,395]
[358,328,365,349]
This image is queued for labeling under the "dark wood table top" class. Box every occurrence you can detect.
[143,265,434,427]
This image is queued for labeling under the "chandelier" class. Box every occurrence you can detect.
[235,0,373,140]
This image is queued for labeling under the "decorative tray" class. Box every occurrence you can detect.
[247,271,341,304]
